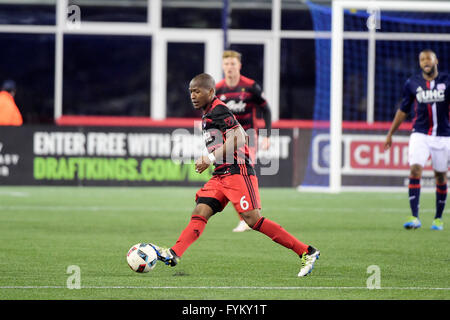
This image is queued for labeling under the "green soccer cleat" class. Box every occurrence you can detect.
[298,246,320,277]
[431,218,444,231]
[403,216,421,230]
[149,243,180,267]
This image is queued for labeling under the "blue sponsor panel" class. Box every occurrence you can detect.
[301,129,330,187]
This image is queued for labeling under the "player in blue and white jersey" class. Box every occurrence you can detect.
[384,49,450,231]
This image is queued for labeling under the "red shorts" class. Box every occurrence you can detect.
[195,174,261,214]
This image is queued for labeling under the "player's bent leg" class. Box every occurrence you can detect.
[240,208,262,228]
[250,213,309,255]
[151,204,214,267]
[169,203,213,261]
[231,173,256,232]
[244,210,320,277]
[192,203,215,220]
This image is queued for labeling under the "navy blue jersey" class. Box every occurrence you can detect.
[400,72,450,136]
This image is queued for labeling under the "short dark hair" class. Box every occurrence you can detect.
[190,73,215,90]
[419,49,437,58]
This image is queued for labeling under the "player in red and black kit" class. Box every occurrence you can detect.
[149,73,320,277]
[216,50,272,232]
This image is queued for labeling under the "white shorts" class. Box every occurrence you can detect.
[408,132,450,172]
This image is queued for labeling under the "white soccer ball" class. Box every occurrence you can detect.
[126,243,158,273]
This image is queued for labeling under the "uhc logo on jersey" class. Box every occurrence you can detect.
[416,86,445,104]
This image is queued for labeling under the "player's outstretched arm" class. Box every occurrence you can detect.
[384,109,407,150]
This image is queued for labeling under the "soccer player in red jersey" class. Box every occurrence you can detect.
[150,73,320,277]
[216,50,272,232]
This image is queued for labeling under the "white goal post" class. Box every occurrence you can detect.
[330,0,450,193]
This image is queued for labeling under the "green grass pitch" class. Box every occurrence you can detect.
[0,186,449,300]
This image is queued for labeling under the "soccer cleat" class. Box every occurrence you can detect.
[403,216,421,230]
[431,218,444,231]
[232,220,251,232]
[298,246,320,277]
[149,243,179,267]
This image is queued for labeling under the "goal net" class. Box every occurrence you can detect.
[300,0,450,192]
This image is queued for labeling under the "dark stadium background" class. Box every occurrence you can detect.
[0,0,318,124]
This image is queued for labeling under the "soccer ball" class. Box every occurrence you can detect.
[126,243,158,273]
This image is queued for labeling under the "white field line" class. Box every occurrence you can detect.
[0,286,449,291]
[0,191,29,197]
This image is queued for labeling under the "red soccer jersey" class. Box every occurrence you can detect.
[215,75,268,133]
[202,97,255,176]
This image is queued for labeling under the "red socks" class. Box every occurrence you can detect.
[171,215,309,258]
[252,217,309,256]
[171,215,207,257]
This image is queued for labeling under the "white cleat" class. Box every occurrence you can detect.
[232,220,252,232]
[149,243,179,267]
[298,246,320,277]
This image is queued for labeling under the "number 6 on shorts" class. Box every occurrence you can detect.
[240,196,249,211]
